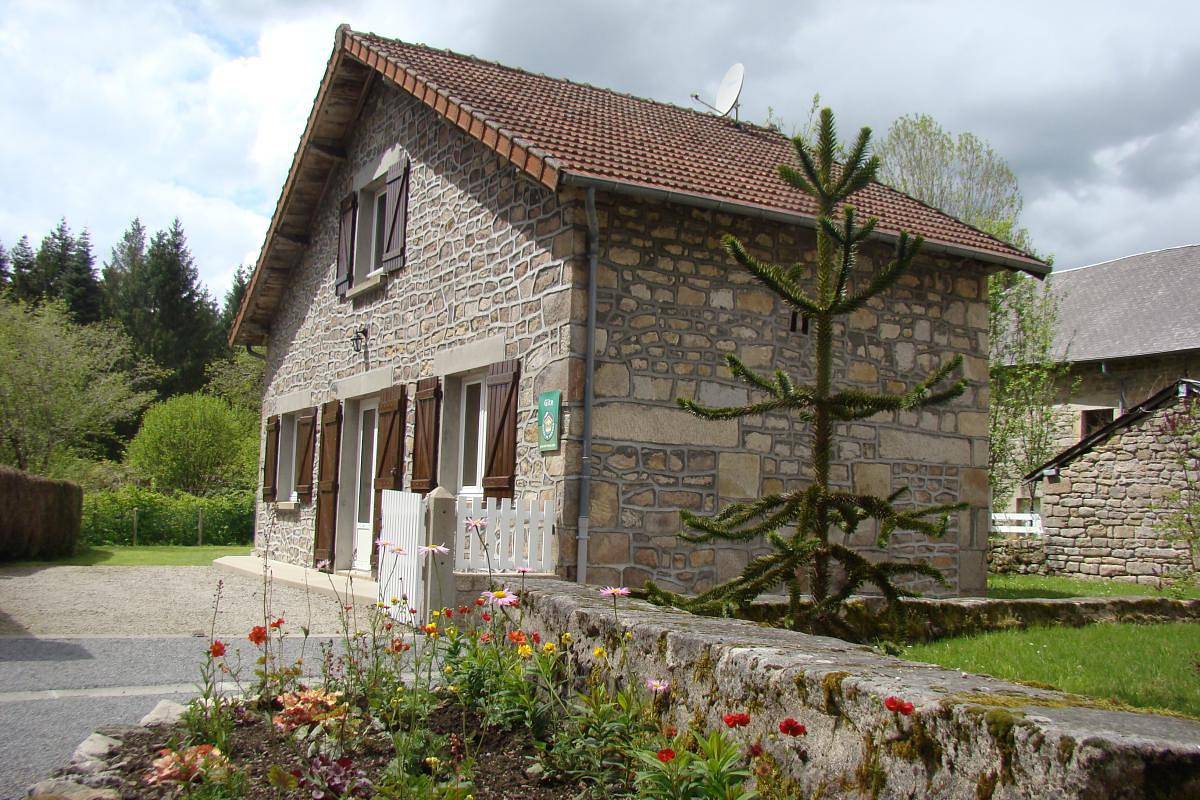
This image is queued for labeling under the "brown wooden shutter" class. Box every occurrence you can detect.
[372,385,408,540]
[410,378,441,494]
[314,401,342,570]
[293,407,317,503]
[262,415,280,502]
[380,159,410,273]
[335,193,356,296]
[483,360,521,499]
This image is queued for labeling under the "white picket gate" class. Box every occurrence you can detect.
[455,495,555,573]
[378,490,427,620]
[991,512,1044,537]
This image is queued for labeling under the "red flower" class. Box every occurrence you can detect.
[656,748,676,763]
[507,630,527,646]
[475,597,486,606]
[269,617,285,629]
[209,640,226,658]
[481,612,492,622]
[779,718,806,736]
[723,712,751,728]
[248,626,267,646]
[444,609,454,619]
[531,632,541,645]
[480,632,492,643]
[747,742,764,758]
[458,606,469,615]
[884,696,915,716]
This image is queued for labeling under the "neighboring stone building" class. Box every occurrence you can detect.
[229,26,1045,596]
[1026,379,1199,582]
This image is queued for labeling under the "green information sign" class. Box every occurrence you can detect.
[537,390,561,452]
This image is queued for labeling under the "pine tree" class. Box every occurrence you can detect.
[644,109,968,635]
[9,236,35,302]
[0,241,10,294]
[102,218,148,318]
[219,263,251,336]
[59,228,103,323]
[134,219,223,397]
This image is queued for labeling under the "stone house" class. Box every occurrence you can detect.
[1026,379,1199,582]
[228,26,1045,597]
[1008,245,1200,516]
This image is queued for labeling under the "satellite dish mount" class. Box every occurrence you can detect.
[692,62,744,121]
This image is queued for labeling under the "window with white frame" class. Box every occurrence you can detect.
[276,412,298,501]
[458,378,487,495]
[354,179,387,283]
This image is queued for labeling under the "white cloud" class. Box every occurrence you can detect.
[1,0,1198,300]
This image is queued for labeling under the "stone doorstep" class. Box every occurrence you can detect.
[213,555,378,603]
[515,577,1200,799]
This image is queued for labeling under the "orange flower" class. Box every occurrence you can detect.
[248,626,267,646]
[269,617,285,629]
[208,640,226,658]
[507,630,527,646]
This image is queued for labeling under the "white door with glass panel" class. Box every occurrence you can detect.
[459,379,487,498]
[353,399,379,572]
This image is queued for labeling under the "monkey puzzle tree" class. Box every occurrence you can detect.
[644,109,968,633]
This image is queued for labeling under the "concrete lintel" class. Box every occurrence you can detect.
[272,388,313,416]
[334,366,395,400]
[432,335,506,376]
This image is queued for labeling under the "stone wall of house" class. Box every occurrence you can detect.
[583,193,993,596]
[257,79,584,568]
[1040,401,1195,582]
[987,536,1048,575]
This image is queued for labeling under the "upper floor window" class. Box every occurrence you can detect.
[335,154,411,298]
[1080,407,1115,439]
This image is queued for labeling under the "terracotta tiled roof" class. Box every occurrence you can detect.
[347,29,1045,272]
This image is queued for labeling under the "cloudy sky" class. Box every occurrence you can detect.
[2,0,1197,297]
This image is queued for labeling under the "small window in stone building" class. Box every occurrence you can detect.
[1080,407,1115,439]
[789,310,810,334]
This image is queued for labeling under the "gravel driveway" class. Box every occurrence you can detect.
[0,564,360,798]
[0,564,351,636]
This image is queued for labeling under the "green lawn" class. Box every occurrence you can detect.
[904,622,1200,718]
[988,572,1200,600]
[4,544,251,567]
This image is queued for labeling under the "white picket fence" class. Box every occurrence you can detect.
[991,512,1044,537]
[455,495,556,573]
[378,490,427,619]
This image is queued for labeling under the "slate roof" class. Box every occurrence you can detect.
[1048,244,1200,363]
[230,26,1046,344]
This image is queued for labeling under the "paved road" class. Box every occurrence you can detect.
[0,635,342,799]
[0,564,359,800]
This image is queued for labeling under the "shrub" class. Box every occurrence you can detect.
[0,465,82,560]
[126,393,256,495]
[81,486,253,546]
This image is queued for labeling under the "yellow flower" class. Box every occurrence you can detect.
[560,632,573,643]
[624,631,633,641]
[425,756,440,770]
[390,596,399,605]
[444,666,453,674]
[593,646,607,659]
[432,609,440,618]
[542,642,557,654]
[518,644,534,659]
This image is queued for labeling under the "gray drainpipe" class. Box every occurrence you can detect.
[577,186,599,585]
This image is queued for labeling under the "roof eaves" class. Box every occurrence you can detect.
[1025,378,1200,480]
[561,171,1049,276]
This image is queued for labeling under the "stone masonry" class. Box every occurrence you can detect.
[584,193,993,596]
[1040,401,1195,582]
[258,78,584,567]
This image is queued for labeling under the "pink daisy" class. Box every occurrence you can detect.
[599,586,631,597]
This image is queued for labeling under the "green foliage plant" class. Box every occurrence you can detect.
[126,393,256,495]
[81,486,254,546]
[644,109,968,633]
[1155,394,1200,583]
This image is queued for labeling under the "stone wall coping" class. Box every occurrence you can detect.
[514,577,1200,797]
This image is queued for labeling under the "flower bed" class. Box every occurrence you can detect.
[48,581,806,800]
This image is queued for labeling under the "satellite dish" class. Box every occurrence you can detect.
[691,63,745,121]
[714,63,744,116]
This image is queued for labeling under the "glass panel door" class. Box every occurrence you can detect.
[352,402,378,572]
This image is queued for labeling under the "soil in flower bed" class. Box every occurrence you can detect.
[105,705,581,799]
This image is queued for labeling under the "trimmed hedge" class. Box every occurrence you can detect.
[82,486,254,546]
[0,465,83,560]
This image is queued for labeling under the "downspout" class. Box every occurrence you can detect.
[577,186,599,585]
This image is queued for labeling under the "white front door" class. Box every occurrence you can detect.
[458,377,487,499]
[352,399,379,572]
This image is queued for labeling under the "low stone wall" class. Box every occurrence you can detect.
[987,536,1048,575]
[508,577,1200,799]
